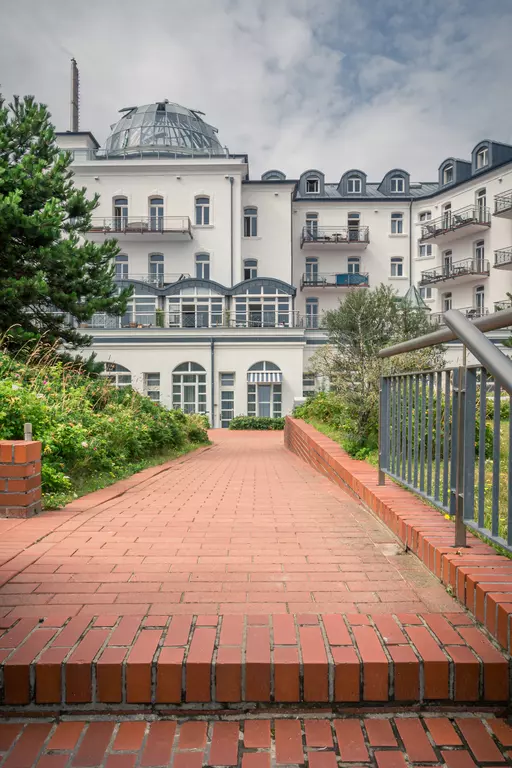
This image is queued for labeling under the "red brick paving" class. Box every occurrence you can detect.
[0,431,462,617]
[0,716,511,767]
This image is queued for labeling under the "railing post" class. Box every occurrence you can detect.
[378,376,386,485]
[454,353,468,548]
[24,423,32,442]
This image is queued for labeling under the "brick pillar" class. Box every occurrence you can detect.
[0,441,42,518]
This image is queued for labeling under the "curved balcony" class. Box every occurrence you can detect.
[494,190,512,219]
[300,272,370,290]
[419,205,491,245]
[301,226,369,249]
[88,216,192,241]
[419,257,490,286]
[494,247,512,271]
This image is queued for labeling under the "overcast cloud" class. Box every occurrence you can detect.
[1,0,511,180]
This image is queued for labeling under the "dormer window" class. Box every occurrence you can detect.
[390,176,405,193]
[443,165,454,185]
[476,147,489,169]
[347,175,362,194]
[306,177,320,194]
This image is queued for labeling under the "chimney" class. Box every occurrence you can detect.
[70,58,79,132]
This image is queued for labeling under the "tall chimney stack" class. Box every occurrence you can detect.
[70,58,79,132]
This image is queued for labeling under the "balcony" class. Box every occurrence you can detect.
[495,299,512,312]
[419,205,491,245]
[80,311,303,330]
[300,272,370,290]
[494,247,512,271]
[429,306,488,326]
[419,257,490,286]
[115,273,191,288]
[87,216,192,241]
[300,226,369,249]
[494,190,512,219]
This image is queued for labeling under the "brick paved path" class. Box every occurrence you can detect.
[0,431,460,619]
[0,431,460,618]
[3,715,512,767]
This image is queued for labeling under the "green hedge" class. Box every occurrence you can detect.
[228,416,285,430]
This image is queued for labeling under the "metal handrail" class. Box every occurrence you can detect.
[301,272,370,288]
[301,226,370,246]
[420,257,490,285]
[429,307,488,325]
[494,190,512,214]
[88,216,192,234]
[494,247,512,267]
[420,204,491,240]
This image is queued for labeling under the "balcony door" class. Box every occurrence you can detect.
[348,212,360,241]
[305,213,318,239]
[443,250,452,276]
[113,197,128,231]
[149,197,164,231]
[442,204,452,230]
[305,258,318,284]
[476,189,487,222]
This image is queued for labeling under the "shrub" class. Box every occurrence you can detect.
[229,416,285,430]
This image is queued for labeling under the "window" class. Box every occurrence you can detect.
[347,257,360,274]
[443,250,453,276]
[443,165,454,185]
[420,286,433,300]
[306,298,319,329]
[220,373,235,428]
[475,285,485,313]
[113,197,128,231]
[390,176,405,193]
[419,211,432,222]
[195,196,210,226]
[115,254,128,279]
[232,286,292,328]
[243,207,258,237]
[419,244,432,258]
[306,177,319,193]
[144,373,160,402]
[243,259,257,280]
[168,288,224,329]
[149,253,164,286]
[442,292,452,312]
[104,363,132,389]
[149,196,164,231]
[305,257,318,283]
[476,188,487,220]
[476,147,488,169]
[303,374,316,397]
[172,362,207,414]
[391,212,403,234]
[247,362,282,418]
[475,240,485,269]
[442,203,452,229]
[390,257,404,277]
[195,253,210,280]
[305,212,318,239]
[347,175,361,193]
[348,212,360,241]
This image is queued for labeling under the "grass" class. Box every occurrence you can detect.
[43,440,209,510]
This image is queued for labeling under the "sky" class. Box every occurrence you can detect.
[1,0,511,180]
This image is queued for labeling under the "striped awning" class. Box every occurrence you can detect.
[247,371,282,384]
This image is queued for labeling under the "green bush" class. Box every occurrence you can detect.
[229,416,285,430]
[0,349,209,503]
[484,396,510,421]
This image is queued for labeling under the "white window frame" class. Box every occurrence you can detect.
[305,298,319,329]
[390,257,404,277]
[347,257,360,274]
[476,147,488,169]
[149,196,164,230]
[475,285,485,312]
[115,254,128,279]
[143,373,160,402]
[243,259,258,280]
[419,211,432,222]
[172,362,207,414]
[195,196,211,226]
[247,362,282,418]
[243,207,258,237]
[442,292,452,312]
[306,177,320,194]
[390,176,405,193]
[419,286,433,301]
[347,176,362,194]
[195,253,210,280]
[443,165,454,185]
[391,212,403,234]
[419,244,432,258]
[220,372,235,427]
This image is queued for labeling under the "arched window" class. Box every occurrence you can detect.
[305,297,319,329]
[348,212,361,241]
[103,363,132,388]
[115,254,128,279]
[195,253,210,280]
[305,257,318,284]
[172,362,207,414]
[305,212,318,239]
[347,175,362,194]
[247,361,282,418]
[195,196,210,226]
[443,203,452,229]
[113,197,128,231]
[149,253,164,285]
[390,176,405,193]
[442,292,452,312]
[149,196,164,231]
[244,259,257,280]
[475,240,485,269]
[244,207,258,237]
[443,250,453,275]
[476,188,487,221]
[474,285,485,315]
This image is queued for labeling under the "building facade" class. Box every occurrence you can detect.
[56,103,512,426]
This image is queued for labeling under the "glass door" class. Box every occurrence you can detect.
[257,385,272,417]
[149,197,164,231]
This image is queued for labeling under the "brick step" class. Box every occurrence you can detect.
[0,612,509,713]
[3,714,512,767]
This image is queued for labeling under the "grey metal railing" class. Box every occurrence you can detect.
[420,257,490,285]
[88,216,192,236]
[300,226,370,247]
[419,205,491,241]
[378,308,512,551]
[300,272,370,289]
[494,247,512,268]
[494,190,512,216]
[429,306,488,326]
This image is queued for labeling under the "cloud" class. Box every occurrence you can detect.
[1,0,511,180]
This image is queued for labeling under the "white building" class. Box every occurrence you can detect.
[56,103,512,426]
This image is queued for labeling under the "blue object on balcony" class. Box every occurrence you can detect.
[335,273,368,286]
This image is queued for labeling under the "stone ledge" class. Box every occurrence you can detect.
[284,417,512,657]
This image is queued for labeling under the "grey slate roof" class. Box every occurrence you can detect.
[295,181,439,201]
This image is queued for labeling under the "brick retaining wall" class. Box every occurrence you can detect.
[0,441,42,518]
[285,417,512,656]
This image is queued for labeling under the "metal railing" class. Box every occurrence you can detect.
[115,273,190,287]
[68,147,232,161]
[420,205,491,241]
[494,247,512,268]
[300,272,370,289]
[429,306,488,326]
[80,310,303,330]
[88,216,192,236]
[378,308,512,551]
[300,226,369,247]
[494,190,512,216]
[495,299,512,312]
[420,257,490,285]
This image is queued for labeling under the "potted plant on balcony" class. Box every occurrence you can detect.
[156,309,165,328]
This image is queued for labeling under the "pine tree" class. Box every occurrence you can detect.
[0,94,131,354]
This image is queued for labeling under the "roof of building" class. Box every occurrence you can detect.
[295,181,439,201]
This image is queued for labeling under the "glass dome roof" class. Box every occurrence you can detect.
[104,102,225,157]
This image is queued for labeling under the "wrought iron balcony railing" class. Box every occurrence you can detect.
[80,311,303,330]
[88,216,192,237]
[300,272,370,289]
[429,306,488,326]
[300,226,369,247]
[114,273,191,287]
[419,205,491,241]
[495,299,512,312]
[420,257,490,285]
[494,247,512,269]
[494,190,512,217]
